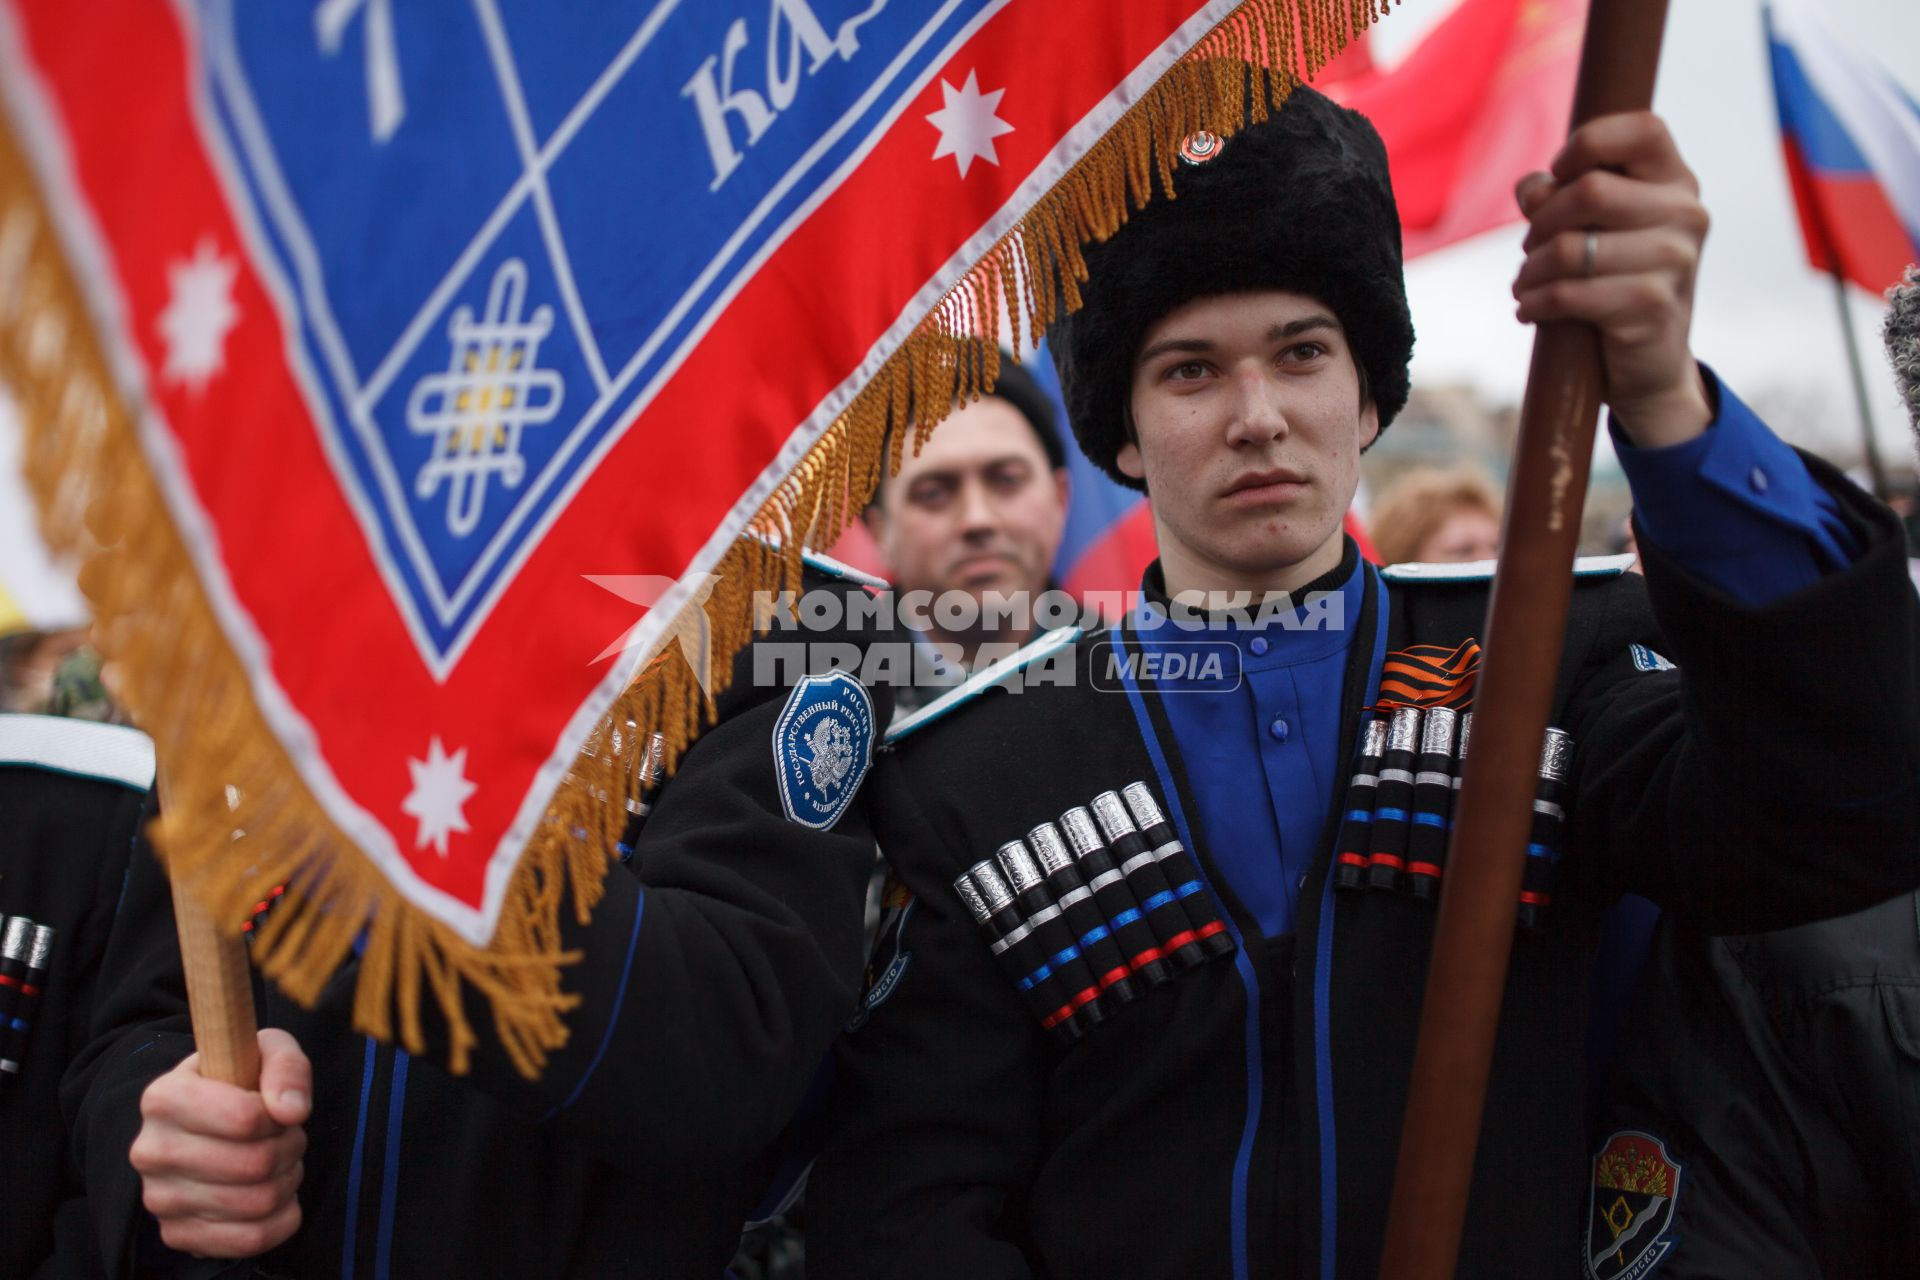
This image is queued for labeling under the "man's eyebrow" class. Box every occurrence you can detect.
[1137,315,1342,368]
[909,454,1033,484]
[1269,315,1340,340]
[1135,336,1213,366]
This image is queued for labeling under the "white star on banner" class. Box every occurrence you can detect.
[156,239,239,393]
[401,737,477,859]
[926,70,1013,178]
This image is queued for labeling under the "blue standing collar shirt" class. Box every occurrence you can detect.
[1133,551,1368,939]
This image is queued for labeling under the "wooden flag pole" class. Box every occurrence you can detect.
[1375,3,1671,1277]
[173,887,260,1088]
[143,766,258,1087]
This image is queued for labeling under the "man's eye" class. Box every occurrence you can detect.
[989,466,1031,492]
[908,482,953,508]
[1282,342,1328,364]
[1166,360,1209,382]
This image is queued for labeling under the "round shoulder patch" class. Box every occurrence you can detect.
[772,670,876,830]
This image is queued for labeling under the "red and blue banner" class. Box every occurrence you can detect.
[0,0,1377,1059]
[1767,0,1920,295]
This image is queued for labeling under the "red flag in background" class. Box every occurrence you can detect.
[1312,28,1376,86]
[1325,0,1586,259]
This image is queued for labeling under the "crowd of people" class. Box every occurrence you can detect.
[5,85,1920,1280]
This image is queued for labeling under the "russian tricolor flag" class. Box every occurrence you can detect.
[1767,0,1920,295]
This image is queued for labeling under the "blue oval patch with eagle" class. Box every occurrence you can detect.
[772,670,875,830]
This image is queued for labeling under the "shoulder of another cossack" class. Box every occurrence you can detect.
[798,546,890,591]
[738,533,891,594]
[0,713,156,791]
[883,625,1088,747]
[1379,553,1637,586]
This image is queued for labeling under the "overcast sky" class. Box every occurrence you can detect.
[1382,0,1920,468]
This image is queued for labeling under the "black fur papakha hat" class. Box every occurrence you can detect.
[1048,85,1414,489]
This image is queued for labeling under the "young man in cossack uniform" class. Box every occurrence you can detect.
[808,85,1920,1279]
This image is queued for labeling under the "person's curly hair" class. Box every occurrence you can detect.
[1886,265,1920,439]
[1368,466,1503,567]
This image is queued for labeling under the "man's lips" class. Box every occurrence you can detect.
[1222,469,1309,503]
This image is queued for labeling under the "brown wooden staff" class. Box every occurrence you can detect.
[161,768,257,1088]
[1375,3,1671,1277]
[173,886,261,1088]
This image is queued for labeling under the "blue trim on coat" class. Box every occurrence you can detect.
[375,1049,410,1278]
[341,1037,378,1280]
[544,886,647,1117]
[1114,620,1260,1280]
[1313,566,1391,1280]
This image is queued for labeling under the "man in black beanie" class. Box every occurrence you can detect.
[811,85,1920,1279]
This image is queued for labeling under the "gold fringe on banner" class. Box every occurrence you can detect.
[0,0,1387,1078]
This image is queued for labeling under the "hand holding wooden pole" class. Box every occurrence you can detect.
[1376,4,1672,1277]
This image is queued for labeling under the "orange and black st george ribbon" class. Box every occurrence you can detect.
[1378,639,1482,711]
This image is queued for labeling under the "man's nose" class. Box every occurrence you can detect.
[956,478,999,533]
[1223,369,1288,447]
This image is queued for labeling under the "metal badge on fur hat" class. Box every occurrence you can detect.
[1047,85,1414,489]
[1178,131,1224,165]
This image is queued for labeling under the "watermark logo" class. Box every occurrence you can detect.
[1088,640,1243,693]
[589,577,1344,695]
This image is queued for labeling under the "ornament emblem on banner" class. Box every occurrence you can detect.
[406,258,564,539]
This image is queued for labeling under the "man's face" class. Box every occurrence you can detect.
[1120,290,1377,591]
[867,396,1069,608]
